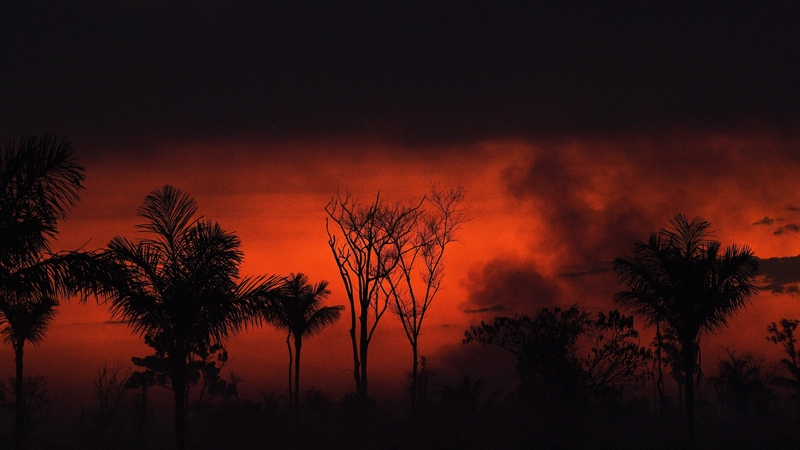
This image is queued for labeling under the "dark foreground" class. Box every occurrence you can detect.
[2,383,800,450]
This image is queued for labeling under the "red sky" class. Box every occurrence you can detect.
[3,1,800,414]
[6,129,800,410]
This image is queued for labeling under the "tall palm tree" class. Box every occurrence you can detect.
[105,185,281,450]
[0,135,107,450]
[0,294,56,450]
[264,273,343,416]
[613,214,758,449]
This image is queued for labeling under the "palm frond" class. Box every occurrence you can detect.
[0,294,59,347]
[614,213,758,345]
[305,305,345,337]
[135,185,199,249]
[262,273,341,339]
[0,135,85,268]
[106,185,280,366]
[0,134,89,350]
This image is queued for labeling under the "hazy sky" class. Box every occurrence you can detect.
[3,2,800,407]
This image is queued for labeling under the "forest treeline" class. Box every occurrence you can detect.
[2,135,800,450]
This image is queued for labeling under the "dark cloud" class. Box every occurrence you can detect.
[2,2,799,149]
[753,216,775,226]
[558,262,613,278]
[788,205,800,212]
[464,305,506,314]
[774,224,800,235]
[500,130,800,275]
[462,259,561,315]
[758,255,800,294]
[504,148,658,268]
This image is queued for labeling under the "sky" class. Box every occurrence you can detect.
[3,1,800,411]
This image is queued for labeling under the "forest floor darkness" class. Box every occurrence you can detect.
[2,380,800,450]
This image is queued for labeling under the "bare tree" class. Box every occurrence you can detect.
[383,186,467,411]
[325,190,422,401]
[92,362,131,445]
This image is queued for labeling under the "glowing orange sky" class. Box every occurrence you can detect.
[6,129,800,409]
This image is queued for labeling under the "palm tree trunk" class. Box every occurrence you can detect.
[685,371,695,449]
[682,340,696,450]
[172,363,187,450]
[140,385,148,449]
[656,322,665,420]
[294,336,302,419]
[291,336,303,450]
[14,341,24,450]
[287,331,293,409]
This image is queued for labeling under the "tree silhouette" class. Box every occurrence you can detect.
[649,321,684,414]
[262,273,342,421]
[104,185,281,450]
[613,214,759,449]
[0,294,56,450]
[0,135,107,450]
[384,186,468,412]
[710,348,773,417]
[326,190,422,402]
[90,361,132,446]
[464,305,650,404]
[767,318,800,396]
[465,307,586,403]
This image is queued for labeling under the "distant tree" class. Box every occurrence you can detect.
[0,135,108,450]
[649,322,685,412]
[326,190,422,401]
[130,339,238,408]
[91,362,132,446]
[0,376,51,443]
[384,186,468,411]
[122,338,240,448]
[260,273,343,418]
[104,185,281,450]
[614,214,759,449]
[464,305,650,403]
[440,376,485,418]
[581,310,652,399]
[124,368,157,445]
[767,318,800,395]
[710,348,774,417]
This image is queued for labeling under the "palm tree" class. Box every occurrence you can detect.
[0,135,107,450]
[0,294,56,450]
[613,214,759,449]
[264,273,343,417]
[105,185,281,450]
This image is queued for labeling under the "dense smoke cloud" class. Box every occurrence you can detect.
[462,259,562,315]
[459,132,800,317]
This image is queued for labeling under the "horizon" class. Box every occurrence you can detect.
[6,134,800,409]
